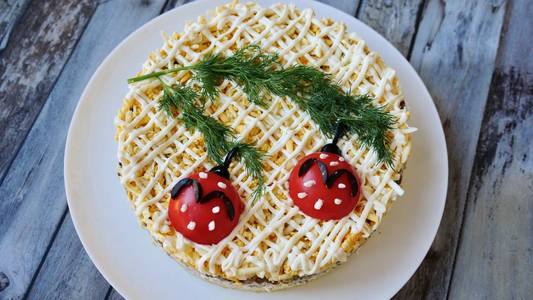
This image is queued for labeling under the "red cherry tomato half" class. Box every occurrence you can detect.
[288,152,361,220]
[168,172,244,245]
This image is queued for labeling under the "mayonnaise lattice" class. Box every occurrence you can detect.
[115,1,415,284]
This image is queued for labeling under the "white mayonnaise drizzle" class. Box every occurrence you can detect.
[115,1,415,282]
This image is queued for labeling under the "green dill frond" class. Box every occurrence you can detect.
[131,45,396,165]
[157,80,266,195]
[190,45,278,106]
[181,109,234,164]
[158,82,197,116]
[189,52,225,100]
[231,141,266,201]
[266,65,331,102]
[339,94,395,166]
[159,81,234,163]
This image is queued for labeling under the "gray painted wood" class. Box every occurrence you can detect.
[395,0,508,298]
[0,0,166,298]
[163,0,361,16]
[357,0,424,57]
[448,0,533,298]
[25,215,110,300]
[106,287,125,300]
[162,0,196,12]
[0,0,530,299]
[0,0,31,50]
[317,0,361,16]
[0,0,97,183]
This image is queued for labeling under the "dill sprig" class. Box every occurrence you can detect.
[158,80,265,199]
[129,45,395,165]
[230,142,265,202]
[129,45,279,105]
[306,89,395,164]
[190,45,279,105]
[262,67,394,164]
[159,81,233,164]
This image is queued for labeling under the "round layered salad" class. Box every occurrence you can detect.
[115,1,414,291]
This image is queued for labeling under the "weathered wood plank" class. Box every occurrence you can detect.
[25,215,110,300]
[0,0,167,298]
[0,0,31,50]
[448,0,533,298]
[0,0,97,183]
[317,0,361,16]
[162,0,195,12]
[163,0,361,16]
[106,288,124,300]
[394,0,508,298]
[357,0,424,57]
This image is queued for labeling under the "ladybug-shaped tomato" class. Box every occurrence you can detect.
[168,149,244,245]
[288,124,362,220]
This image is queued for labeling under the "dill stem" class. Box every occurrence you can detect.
[127,66,193,83]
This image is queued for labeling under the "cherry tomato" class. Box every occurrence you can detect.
[289,152,361,220]
[168,172,244,245]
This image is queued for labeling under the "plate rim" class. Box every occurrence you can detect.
[64,0,448,298]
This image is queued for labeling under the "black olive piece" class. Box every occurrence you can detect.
[209,147,239,179]
[171,178,203,201]
[320,143,342,155]
[200,191,235,220]
[298,158,328,184]
[326,169,358,197]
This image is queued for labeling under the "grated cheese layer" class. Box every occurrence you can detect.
[115,1,414,287]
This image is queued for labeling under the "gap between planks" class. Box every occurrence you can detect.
[395,0,508,298]
[0,0,168,299]
[447,0,532,298]
[0,0,518,299]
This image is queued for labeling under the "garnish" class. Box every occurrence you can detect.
[159,80,233,163]
[289,124,361,220]
[229,142,265,201]
[129,45,395,165]
[168,145,264,244]
[157,79,265,200]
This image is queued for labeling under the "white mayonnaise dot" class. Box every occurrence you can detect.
[334,198,343,205]
[314,199,324,210]
[217,182,227,189]
[180,203,188,213]
[208,220,216,231]
[338,183,346,189]
[199,172,208,179]
[339,157,345,162]
[212,206,220,214]
[303,180,316,187]
[330,161,339,166]
[297,192,307,199]
[186,221,196,230]
[319,153,328,159]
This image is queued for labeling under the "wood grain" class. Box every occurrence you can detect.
[163,0,361,16]
[357,0,424,57]
[0,0,166,299]
[448,0,533,298]
[395,0,508,298]
[0,0,97,183]
[1,0,529,298]
[0,0,31,50]
[162,0,195,12]
[24,215,110,300]
[106,287,124,300]
[317,0,361,16]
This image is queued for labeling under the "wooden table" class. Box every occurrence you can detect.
[0,0,531,299]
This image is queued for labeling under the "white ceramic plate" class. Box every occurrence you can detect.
[65,0,448,299]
